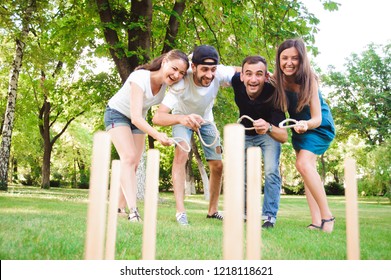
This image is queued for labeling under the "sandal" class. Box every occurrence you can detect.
[321,216,335,233]
[128,207,142,223]
[206,212,224,220]
[307,223,322,230]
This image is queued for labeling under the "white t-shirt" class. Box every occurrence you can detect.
[108,69,167,119]
[162,65,235,122]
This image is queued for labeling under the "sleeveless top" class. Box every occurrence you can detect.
[286,90,336,155]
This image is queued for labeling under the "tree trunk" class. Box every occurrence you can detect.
[0,39,24,190]
[12,157,18,183]
[128,0,152,68]
[320,154,326,184]
[96,0,131,81]
[39,95,52,189]
[185,148,195,195]
[162,0,187,53]
[191,135,209,200]
[136,149,146,200]
[0,1,36,190]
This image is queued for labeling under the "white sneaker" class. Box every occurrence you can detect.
[128,207,142,223]
[176,212,189,226]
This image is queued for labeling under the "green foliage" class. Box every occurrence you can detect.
[324,182,344,195]
[151,0,326,64]
[358,138,391,200]
[323,43,391,146]
[322,43,391,200]
[283,183,305,195]
[322,0,341,11]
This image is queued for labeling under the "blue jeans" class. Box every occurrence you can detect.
[104,106,144,134]
[172,123,222,160]
[245,134,281,224]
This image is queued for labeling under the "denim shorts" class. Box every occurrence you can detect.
[172,123,222,160]
[104,106,144,134]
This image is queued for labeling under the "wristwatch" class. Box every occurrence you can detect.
[267,123,273,133]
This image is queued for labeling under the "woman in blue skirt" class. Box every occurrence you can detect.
[272,38,336,233]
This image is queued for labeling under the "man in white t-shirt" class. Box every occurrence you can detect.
[153,45,237,225]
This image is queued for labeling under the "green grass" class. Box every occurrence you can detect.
[0,185,390,260]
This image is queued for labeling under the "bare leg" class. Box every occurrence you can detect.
[207,160,223,215]
[172,145,188,214]
[295,150,334,232]
[118,190,126,210]
[108,127,145,210]
[117,190,127,216]
[304,184,321,228]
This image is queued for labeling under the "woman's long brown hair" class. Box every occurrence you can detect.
[272,38,318,113]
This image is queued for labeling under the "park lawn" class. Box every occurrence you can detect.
[0,185,390,260]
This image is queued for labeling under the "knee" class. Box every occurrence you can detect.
[121,155,139,172]
[209,160,223,175]
[173,150,188,166]
[295,158,310,176]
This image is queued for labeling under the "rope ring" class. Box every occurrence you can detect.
[170,137,191,153]
[170,120,219,152]
[279,118,301,128]
[196,121,219,147]
[236,115,256,130]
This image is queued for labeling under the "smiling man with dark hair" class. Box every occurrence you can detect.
[232,55,287,229]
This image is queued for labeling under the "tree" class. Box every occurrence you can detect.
[0,0,37,190]
[323,43,391,146]
[323,43,391,199]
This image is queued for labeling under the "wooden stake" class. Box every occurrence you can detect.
[344,158,360,260]
[246,147,261,260]
[105,160,121,260]
[142,149,160,260]
[223,124,245,260]
[85,132,111,260]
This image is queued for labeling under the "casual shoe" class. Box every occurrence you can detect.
[262,221,274,229]
[206,212,224,220]
[307,223,322,230]
[176,212,189,226]
[128,207,142,223]
[321,216,335,233]
[118,208,128,217]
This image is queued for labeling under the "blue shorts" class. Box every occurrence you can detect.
[104,106,144,134]
[172,123,222,161]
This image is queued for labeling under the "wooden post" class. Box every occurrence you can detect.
[246,147,261,260]
[85,132,111,260]
[344,158,360,260]
[105,160,121,260]
[142,149,160,260]
[223,124,245,260]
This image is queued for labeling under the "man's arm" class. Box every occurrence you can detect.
[152,104,203,131]
[253,118,288,143]
[266,125,288,143]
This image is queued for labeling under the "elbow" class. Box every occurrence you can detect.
[280,133,288,143]
[152,114,161,126]
[312,117,322,129]
[131,117,143,129]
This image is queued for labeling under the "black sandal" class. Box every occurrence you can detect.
[321,216,335,232]
[206,212,224,220]
[307,224,322,230]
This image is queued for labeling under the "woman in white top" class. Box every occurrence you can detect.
[104,49,189,222]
